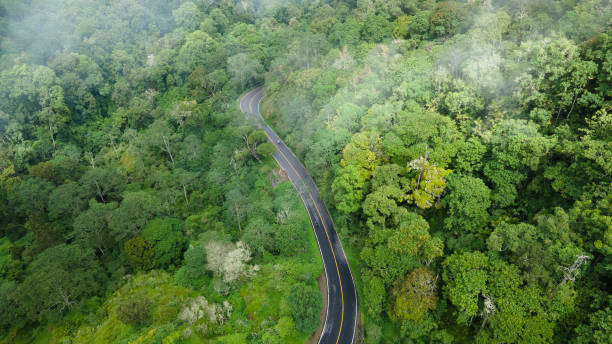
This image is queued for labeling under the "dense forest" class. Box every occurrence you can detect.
[0,0,610,343]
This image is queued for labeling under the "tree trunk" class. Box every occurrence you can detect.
[49,122,56,149]
[560,254,590,285]
[94,180,106,203]
[163,135,175,166]
[110,137,119,159]
[235,207,242,232]
[183,184,189,204]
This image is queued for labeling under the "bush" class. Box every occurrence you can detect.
[117,294,152,325]
[286,283,322,334]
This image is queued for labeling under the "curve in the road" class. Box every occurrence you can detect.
[239,87,358,344]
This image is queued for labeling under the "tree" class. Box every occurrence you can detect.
[333,131,384,214]
[227,53,262,89]
[80,167,127,203]
[225,188,249,232]
[286,284,322,334]
[454,137,486,174]
[25,213,63,251]
[241,129,268,162]
[405,156,451,209]
[109,191,163,241]
[29,161,59,184]
[402,11,431,40]
[72,200,117,255]
[205,240,255,284]
[580,109,612,176]
[141,119,181,167]
[206,69,228,96]
[256,142,275,158]
[170,99,198,127]
[8,177,55,216]
[429,1,469,37]
[361,14,392,43]
[387,109,460,167]
[177,30,218,74]
[443,252,556,342]
[47,182,87,220]
[0,280,26,333]
[276,215,308,256]
[20,244,103,321]
[573,306,612,344]
[361,212,443,290]
[0,64,57,117]
[330,18,361,46]
[483,119,554,207]
[175,244,207,289]
[49,53,104,123]
[392,15,411,39]
[123,237,154,271]
[242,217,276,257]
[362,274,386,319]
[569,192,612,259]
[276,316,296,339]
[438,78,485,121]
[172,1,202,31]
[173,168,199,205]
[363,182,405,230]
[511,37,598,121]
[38,85,69,149]
[487,210,585,288]
[441,251,489,324]
[389,266,438,322]
[332,164,368,214]
[141,218,185,269]
[443,174,491,233]
[388,213,444,264]
[177,135,206,170]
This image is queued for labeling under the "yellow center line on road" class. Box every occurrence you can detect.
[245,89,345,344]
[307,193,345,344]
[270,127,345,344]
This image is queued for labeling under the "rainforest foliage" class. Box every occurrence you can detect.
[0,0,325,343]
[0,0,611,343]
[260,0,611,343]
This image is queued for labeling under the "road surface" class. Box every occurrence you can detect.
[240,87,358,344]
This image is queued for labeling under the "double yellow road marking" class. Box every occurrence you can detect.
[276,145,345,344]
[244,89,345,344]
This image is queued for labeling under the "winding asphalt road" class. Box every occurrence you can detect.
[240,87,357,344]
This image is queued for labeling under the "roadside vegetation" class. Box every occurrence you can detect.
[0,1,323,343]
[260,0,611,343]
[0,1,610,344]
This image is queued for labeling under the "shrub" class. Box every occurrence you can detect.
[286,283,322,334]
[117,294,152,325]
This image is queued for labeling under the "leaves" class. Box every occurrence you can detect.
[443,174,491,233]
[389,266,438,321]
[405,157,451,209]
[286,284,322,334]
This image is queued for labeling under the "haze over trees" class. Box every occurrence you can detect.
[0,0,611,343]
